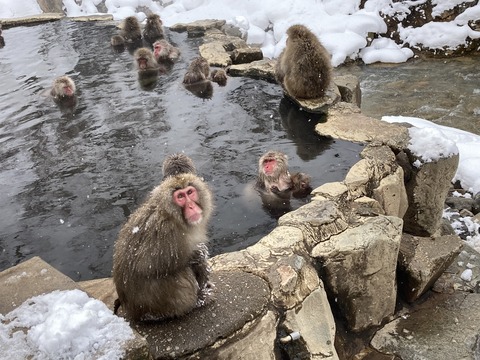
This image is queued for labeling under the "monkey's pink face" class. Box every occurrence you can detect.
[153,43,162,57]
[263,158,276,176]
[63,85,74,97]
[138,57,148,70]
[173,186,203,225]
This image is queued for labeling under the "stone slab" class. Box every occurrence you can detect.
[0,13,63,28]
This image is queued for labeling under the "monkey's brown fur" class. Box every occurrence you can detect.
[113,172,213,321]
[153,39,180,63]
[275,24,332,99]
[50,76,76,99]
[143,14,164,44]
[162,153,197,179]
[134,47,158,72]
[210,69,228,87]
[183,57,210,84]
[110,35,125,47]
[121,16,142,43]
[256,150,292,194]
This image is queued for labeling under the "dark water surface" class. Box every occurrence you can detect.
[0,21,362,280]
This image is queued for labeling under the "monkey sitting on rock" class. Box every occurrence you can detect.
[275,24,332,100]
[113,154,214,321]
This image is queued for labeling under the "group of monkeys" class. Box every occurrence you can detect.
[48,17,334,322]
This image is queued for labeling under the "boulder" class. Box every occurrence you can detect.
[199,42,232,67]
[231,47,263,64]
[229,59,277,82]
[397,234,464,302]
[170,19,226,37]
[333,74,362,107]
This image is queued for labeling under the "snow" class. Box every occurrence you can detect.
[2,0,479,66]
[0,289,133,360]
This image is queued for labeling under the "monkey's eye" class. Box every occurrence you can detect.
[176,193,185,199]
[187,189,194,196]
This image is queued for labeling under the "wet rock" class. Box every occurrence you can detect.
[282,82,341,114]
[402,150,459,236]
[371,292,480,360]
[132,270,270,359]
[316,102,410,151]
[199,42,232,67]
[333,74,362,107]
[0,13,63,28]
[215,311,277,360]
[229,59,277,82]
[68,14,114,22]
[312,215,403,332]
[170,19,226,37]
[281,287,338,359]
[231,47,263,64]
[397,233,463,302]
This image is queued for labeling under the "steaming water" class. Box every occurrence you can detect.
[0,21,362,280]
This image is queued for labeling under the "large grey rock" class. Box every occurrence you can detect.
[372,166,409,218]
[312,215,403,331]
[282,287,338,360]
[371,292,480,360]
[333,74,362,107]
[0,13,63,27]
[199,42,232,67]
[231,47,263,64]
[397,234,464,302]
[316,102,410,151]
[170,19,226,36]
[282,82,341,114]
[402,151,459,236]
[229,59,277,82]
[131,270,270,359]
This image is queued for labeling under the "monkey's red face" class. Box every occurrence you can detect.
[173,186,203,225]
[153,44,162,57]
[138,57,148,70]
[263,158,276,176]
[63,85,74,97]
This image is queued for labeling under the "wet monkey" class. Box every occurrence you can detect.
[133,47,158,72]
[275,24,332,99]
[210,69,228,87]
[162,153,197,179]
[120,16,142,43]
[143,14,164,44]
[113,167,214,321]
[51,75,76,99]
[183,56,210,84]
[153,39,181,64]
[110,35,125,47]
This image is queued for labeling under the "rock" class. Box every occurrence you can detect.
[215,311,277,360]
[397,234,464,302]
[372,167,409,218]
[311,182,349,203]
[229,59,277,82]
[231,47,263,64]
[78,277,117,311]
[283,82,341,114]
[312,215,403,331]
[281,287,338,359]
[203,29,248,51]
[278,200,349,251]
[68,14,114,22]
[199,42,232,67]
[402,151,459,236]
[445,194,475,212]
[170,19,226,37]
[333,74,362,107]
[371,292,480,360]
[316,102,410,151]
[0,13,63,27]
[132,270,270,359]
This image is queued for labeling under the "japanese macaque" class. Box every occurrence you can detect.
[290,172,312,198]
[153,39,180,64]
[183,56,210,84]
[120,16,142,43]
[210,69,227,86]
[0,24,4,48]
[143,14,164,44]
[184,80,214,100]
[113,167,214,321]
[162,153,197,179]
[275,24,332,99]
[51,75,76,100]
[133,47,158,72]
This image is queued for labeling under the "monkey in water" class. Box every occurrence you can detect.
[143,14,164,44]
[113,163,214,321]
[162,153,197,179]
[256,150,312,199]
[50,76,77,114]
[110,34,125,51]
[120,16,142,43]
[183,56,210,84]
[210,69,228,87]
[275,24,332,99]
[133,47,158,72]
[153,39,181,64]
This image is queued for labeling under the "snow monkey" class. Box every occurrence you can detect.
[133,47,158,71]
[120,16,142,43]
[153,39,181,64]
[183,56,210,84]
[210,69,228,87]
[256,150,312,199]
[275,24,332,99]
[51,76,76,99]
[113,156,214,321]
[162,153,197,179]
[143,14,164,45]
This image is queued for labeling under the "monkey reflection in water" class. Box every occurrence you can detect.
[113,154,214,322]
[255,150,312,218]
